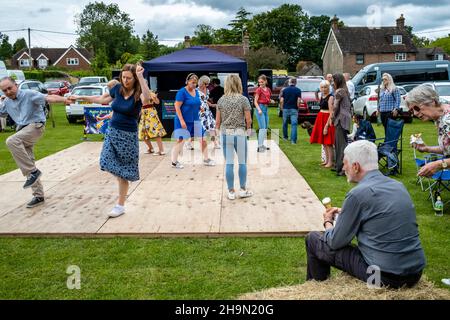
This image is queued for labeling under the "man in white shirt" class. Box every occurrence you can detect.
[344,73,355,101]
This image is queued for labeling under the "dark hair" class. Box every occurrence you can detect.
[211,78,221,85]
[332,73,349,96]
[119,64,141,102]
[185,73,198,84]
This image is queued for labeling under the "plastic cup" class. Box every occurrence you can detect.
[322,197,332,208]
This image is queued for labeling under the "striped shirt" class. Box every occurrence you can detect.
[379,88,401,113]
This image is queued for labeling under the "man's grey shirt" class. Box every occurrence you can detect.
[324,170,426,275]
[0,89,46,126]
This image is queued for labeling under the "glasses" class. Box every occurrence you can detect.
[410,104,423,113]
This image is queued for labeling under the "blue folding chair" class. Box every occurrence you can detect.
[427,169,450,209]
[376,118,404,175]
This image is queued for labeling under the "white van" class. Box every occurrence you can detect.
[0,60,8,79]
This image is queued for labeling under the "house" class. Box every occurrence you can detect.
[11,45,93,70]
[416,47,449,61]
[322,14,418,76]
[184,34,249,59]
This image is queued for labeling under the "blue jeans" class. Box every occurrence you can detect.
[255,104,269,147]
[222,134,248,191]
[282,109,298,143]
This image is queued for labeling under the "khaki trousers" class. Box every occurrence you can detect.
[6,123,45,197]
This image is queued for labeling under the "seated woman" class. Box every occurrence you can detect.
[406,85,450,177]
[348,114,376,142]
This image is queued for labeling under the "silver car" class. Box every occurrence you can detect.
[65,85,110,123]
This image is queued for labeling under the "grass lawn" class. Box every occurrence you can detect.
[0,105,448,299]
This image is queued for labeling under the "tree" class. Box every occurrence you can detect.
[0,33,13,60]
[249,4,308,68]
[246,47,287,79]
[213,28,236,44]
[75,1,139,64]
[13,38,27,53]
[431,36,450,55]
[140,30,160,60]
[191,24,215,45]
[228,7,252,43]
[91,47,109,75]
[405,25,432,48]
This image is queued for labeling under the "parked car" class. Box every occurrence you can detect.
[296,78,322,123]
[401,83,422,93]
[7,70,26,83]
[18,80,51,119]
[79,76,108,86]
[422,82,450,104]
[65,85,110,123]
[248,75,289,107]
[44,81,71,96]
[353,85,412,123]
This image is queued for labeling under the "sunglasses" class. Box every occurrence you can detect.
[410,104,423,113]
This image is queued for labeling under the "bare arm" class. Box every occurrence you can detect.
[215,110,221,130]
[45,94,70,104]
[326,96,335,126]
[136,65,151,102]
[279,97,284,110]
[174,101,186,128]
[244,110,252,129]
[71,92,113,105]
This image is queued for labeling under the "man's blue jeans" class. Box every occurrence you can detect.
[222,134,248,191]
[282,109,298,143]
[255,104,269,147]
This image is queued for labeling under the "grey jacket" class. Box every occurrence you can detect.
[332,88,352,131]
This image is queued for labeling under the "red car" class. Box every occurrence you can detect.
[295,78,321,123]
[44,81,71,96]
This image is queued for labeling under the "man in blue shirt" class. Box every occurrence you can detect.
[305,140,426,288]
[0,77,70,208]
[280,77,302,144]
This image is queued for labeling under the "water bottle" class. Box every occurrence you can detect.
[434,196,444,216]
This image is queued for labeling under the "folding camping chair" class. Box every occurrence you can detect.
[376,118,404,175]
[413,148,427,191]
[426,168,450,209]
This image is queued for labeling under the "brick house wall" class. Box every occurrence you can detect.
[54,48,91,71]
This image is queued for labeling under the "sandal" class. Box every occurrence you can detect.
[153,151,166,156]
[146,148,155,154]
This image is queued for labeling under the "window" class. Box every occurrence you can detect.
[435,54,444,61]
[19,59,30,67]
[395,53,407,61]
[66,58,79,66]
[356,54,364,65]
[393,35,403,44]
[38,59,47,68]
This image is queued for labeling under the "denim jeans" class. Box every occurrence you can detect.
[255,104,269,147]
[222,134,248,191]
[282,109,298,143]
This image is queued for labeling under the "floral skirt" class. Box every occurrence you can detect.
[138,107,167,140]
[200,108,216,132]
[100,127,139,181]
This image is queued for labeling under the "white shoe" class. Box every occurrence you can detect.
[239,189,253,198]
[228,191,236,200]
[203,158,216,166]
[109,205,125,218]
[172,161,184,169]
[442,278,450,286]
[185,142,194,150]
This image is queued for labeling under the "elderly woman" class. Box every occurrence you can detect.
[376,73,401,134]
[198,75,219,149]
[407,85,450,177]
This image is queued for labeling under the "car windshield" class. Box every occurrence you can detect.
[296,81,321,92]
[73,88,103,96]
[352,69,366,86]
[45,82,61,89]
[274,77,289,87]
[436,85,450,97]
[79,78,99,83]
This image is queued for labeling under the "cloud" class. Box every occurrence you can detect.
[38,8,52,13]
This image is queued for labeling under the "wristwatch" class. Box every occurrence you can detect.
[441,159,448,169]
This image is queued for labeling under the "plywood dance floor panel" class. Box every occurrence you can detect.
[0,140,324,236]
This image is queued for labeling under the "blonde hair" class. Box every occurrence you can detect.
[198,75,210,86]
[381,73,396,92]
[224,74,243,95]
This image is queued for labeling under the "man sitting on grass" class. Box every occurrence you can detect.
[305,140,426,288]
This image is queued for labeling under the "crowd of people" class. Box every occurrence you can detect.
[4,63,450,289]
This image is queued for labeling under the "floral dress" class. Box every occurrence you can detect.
[198,89,216,132]
[437,106,450,156]
[138,104,167,140]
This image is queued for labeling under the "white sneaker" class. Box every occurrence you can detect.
[228,191,236,200]
[442,278,450,286]
[172,161,184,169]
[109,205,125,218]
[239,189,253,198]
[185,142,194,150]
[203,158,216,166]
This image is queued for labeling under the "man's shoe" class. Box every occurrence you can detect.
[23,169,42,189]
[108,205,125,218]
[26,197,44,208]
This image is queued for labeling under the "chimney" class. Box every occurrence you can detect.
[331,15,339,29]
[243,32,250,55]
[396,14,405,29]
[184,36,191,48]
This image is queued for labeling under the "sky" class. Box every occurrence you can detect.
[1,0,450,48]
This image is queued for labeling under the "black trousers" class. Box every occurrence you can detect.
[334,124,348,173]
[381,111,394,134]
[305,231,422,288]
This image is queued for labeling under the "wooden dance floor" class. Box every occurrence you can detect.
[0,141,324,237]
